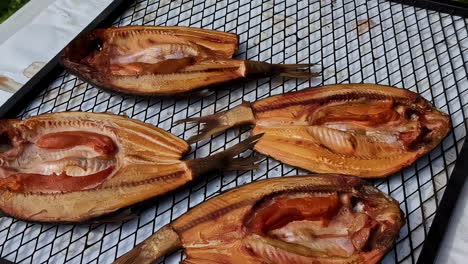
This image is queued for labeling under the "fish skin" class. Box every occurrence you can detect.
[114,174,404,264]
[179,84,451,177]
[0,112,260,222]
[61,26,318,96]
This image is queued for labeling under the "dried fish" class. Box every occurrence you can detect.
[0,112,261,222]
[61,26,318,96]
[178,84,451,177]
[114,174,404,264]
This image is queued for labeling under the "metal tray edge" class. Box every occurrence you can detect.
[388,0,468,17]
[0,1,466,263]
[416,127,468,264]
[0,0,132,119]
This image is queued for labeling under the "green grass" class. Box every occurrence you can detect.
[0,0,30,23]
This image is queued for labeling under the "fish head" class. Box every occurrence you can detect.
[173,174,404,264]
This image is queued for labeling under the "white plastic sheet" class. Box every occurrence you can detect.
[0,0,113,106]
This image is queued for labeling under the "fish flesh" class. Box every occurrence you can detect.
[114,174,404,264]
[61,26,318,96]
[0,112,262,222]
[178,84,451,177]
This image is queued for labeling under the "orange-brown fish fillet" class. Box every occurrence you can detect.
[178,84,451,177]
[61,26,318,96]
[0,112,262,222]
[114,174,404,264]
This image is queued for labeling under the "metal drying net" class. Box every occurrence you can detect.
[0,0,467,263]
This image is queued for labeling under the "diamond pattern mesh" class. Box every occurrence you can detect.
[0,0,467,263]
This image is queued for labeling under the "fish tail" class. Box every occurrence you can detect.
[85,208,137,224]
[176,101,255,144]
[187,133,264,178]
[244,60,320,79]
[113,225,181,264]
[228,155,264,170]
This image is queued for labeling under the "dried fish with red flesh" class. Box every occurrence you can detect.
[0,112,261,222]
[178,84,451,177]
[114,174,404,264]
[61,26,318,96]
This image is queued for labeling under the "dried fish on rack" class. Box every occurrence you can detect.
[178,84,451,177]
[114,174,404,264]
[61,26,318,96]
[0,112,261,222]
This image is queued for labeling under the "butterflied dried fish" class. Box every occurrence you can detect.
[61,26,318,96]
[0,112,261,222]
[114,174,404,264]
[178,84,451,177]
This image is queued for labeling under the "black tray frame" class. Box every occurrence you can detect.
[388,0,468,17]
[0,0,466,263]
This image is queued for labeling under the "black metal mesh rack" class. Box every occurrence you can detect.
[0,0,467,263]
[388,0,468,18]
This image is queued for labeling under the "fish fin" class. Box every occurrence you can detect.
[86,209,137,224]
[245,61,321,79]
[177,116,230,144]
[99,112,129,118]
[228,155,264,171]
[187,133,264,177]
[190,88,214,97]
[113,225,182,264]
[0,210,8,218]
[278,70,321,79]
[176,101,255,144]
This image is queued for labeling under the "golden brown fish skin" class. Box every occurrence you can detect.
[61,26,318,96]
[251,84,450,177]
[179,84,451,177]
[114,174,404,264]
[0,112,261,222]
